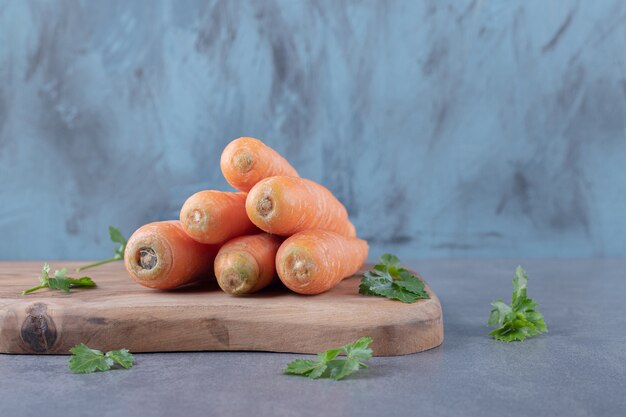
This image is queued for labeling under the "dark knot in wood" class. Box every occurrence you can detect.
[20,303,57,353]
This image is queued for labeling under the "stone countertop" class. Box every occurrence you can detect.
[1,259,624,417]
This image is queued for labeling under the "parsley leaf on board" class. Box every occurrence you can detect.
[359,254,429,303]
[21,263,96,295]
[284,337,373,381]
[487,266,548,342]
[76,226,127,272]
[68,343,135,374]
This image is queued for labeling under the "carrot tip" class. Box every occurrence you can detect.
[183,207,209,233]
[217,267,258,295]
[139,247,158,270]
[256,196,274,217]
[217,255,259,295]
[282,250,315,286]
[126,235,173,285]
[233,151,255,173]
[219,270,251,295]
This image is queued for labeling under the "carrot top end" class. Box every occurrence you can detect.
[217,253,260,295]
[233,151,255,174]
[139,247,158,270]
[186,208,207,227]
[256,195,274,218]
[281,249,317,288]
[218,269,252,295]
[125,238,173,286]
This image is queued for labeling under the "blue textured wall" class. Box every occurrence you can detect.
[0,0,625,260]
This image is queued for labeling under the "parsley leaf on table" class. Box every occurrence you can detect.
[487,266,548,342]
[68,343,134,374]
[105,349,134,369]
[76,226,127,272]
[284,337,373,381]
[359,254,430,303]
[21,263,96,295]
[68,344,114,373]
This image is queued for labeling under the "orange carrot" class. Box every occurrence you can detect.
[220,137,299,192]
[276,230,368,295]
[214,233,283,295]
[124,221,219,290]
[180,190,257,244]
[245,176,356,237]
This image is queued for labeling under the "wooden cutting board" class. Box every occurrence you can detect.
[0,262,443,356]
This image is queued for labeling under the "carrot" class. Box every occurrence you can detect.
[220,137,299,192]
[245,176,356,237]
[124,221,219,289]
[214,233,283,295]
[180,190,257,244]
[276,230,368,295]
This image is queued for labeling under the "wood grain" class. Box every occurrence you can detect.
[0,262,443,356]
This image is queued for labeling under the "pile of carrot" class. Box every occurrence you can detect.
[124,137,368,295]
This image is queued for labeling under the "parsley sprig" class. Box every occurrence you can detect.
[284,337,373,380]
[68,343,134,373]
[359,254,430,303]
[488,266,547,342]
[21,263,96,295]
[76,226,127,272]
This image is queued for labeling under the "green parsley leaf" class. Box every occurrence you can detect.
[47,277,71,292]
[66,276,97,288]
[380,253,399,266]
[76,226,127,272]
[108,226,127,247]
[284,337,373,381]
[284,359,319,376]
[21,264,96,295]
[487,266,548,342]
[68,344,114,373]
[68,343,134,374]
[487,300,511,327]
[40,263,50,284]
[359,254,430,303]
[327,358,361,380]
[342,336,373,362]
[105,349,134,369]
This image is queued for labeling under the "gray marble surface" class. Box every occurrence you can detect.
[1,259,625,417]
